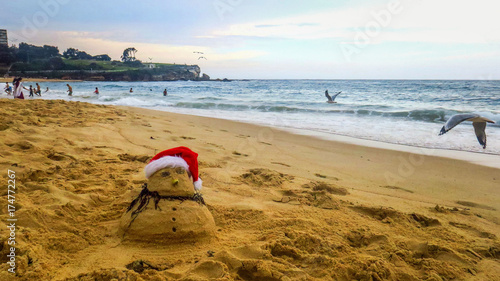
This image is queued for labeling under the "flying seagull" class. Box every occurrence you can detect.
[325,90,342,103]
[193,51,204,54]
[198,56,207,60]
[439,113,495,149]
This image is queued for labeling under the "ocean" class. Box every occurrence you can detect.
[15,80,500,155]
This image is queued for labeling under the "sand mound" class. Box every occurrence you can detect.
[302,181,349,196]
[240,168,294,187]
[118,153,150,163]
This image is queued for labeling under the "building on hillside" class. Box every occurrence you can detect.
[0,29,7,45]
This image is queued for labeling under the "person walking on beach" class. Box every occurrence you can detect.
[94,87,99,95]
[4,82,12,95]
[35,83,42,96]
[67,84,73,96]
[163,89,167,96]
[12,78,25,99]
[25,85,34,97]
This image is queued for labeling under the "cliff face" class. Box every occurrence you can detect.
[9,64,209,82]
[147,65,201,81]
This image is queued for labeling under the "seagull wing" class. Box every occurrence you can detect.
[472,121,488,149]
[331,91,342,101]
[439,113,479,135]
[325,91,333,102]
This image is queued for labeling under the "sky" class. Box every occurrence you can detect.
[2,0,500,79]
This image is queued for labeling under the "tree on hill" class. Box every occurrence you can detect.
[43,45,60,58]
[121,47,137,62]
[0,45,16,65]
[76,50,93,60]
[63,48,93,60]
[124,60,143,67]
[63,48,78,59]
[17,43,60,63]
[93,54,111,61]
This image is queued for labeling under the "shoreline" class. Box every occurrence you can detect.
[3,93,499,169]
[284,127,500,169]
[120,105,500,170]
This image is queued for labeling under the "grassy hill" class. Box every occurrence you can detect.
[62,59,140,71]
[7,58,206,81]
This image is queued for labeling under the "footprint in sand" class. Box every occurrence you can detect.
[381,185,414,193]
[232,151,249,157]
[302,181,348,196]
[456,201,496,211]
[449,221,497,239]
[271,162,291,167]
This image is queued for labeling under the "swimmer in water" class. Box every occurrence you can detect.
[4,82,12,95]
[67,84,73,96]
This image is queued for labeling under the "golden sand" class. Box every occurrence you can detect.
[0,99,498,280]
[0,78,82,83]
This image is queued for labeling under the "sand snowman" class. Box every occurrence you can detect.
[120,147,216,242]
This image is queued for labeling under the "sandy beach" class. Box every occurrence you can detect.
[0,99,498,280]
[0,78,82,83]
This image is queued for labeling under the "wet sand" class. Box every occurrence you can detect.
[0,99,498,280]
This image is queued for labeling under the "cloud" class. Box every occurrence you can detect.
[208,0,500,44]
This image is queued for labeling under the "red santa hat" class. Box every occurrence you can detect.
[144,146,202,190]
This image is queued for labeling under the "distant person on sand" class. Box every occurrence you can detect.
[4,82,12,95]
[67,84,73,96]
[35,83,42,96]
[12,78,25,99]
[163,89,167,96]
[94,87,99,95]
[129,88,133,93]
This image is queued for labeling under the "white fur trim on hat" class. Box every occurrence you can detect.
[194,179,202,191]
[144,156,189,179]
